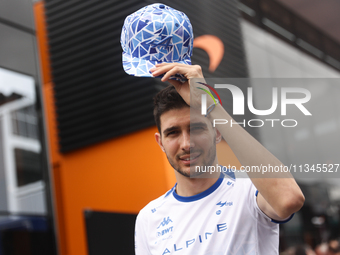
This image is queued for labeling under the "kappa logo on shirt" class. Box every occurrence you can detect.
[157,217,173,229]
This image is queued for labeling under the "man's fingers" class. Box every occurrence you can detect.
[161,66,181,81]
[151,63,200,80]
[155,63,187,68]
[150,65,174,78]
[151,63,181,72]
[151,63,205,108]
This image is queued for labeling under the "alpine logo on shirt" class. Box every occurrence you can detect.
[160,223,228,254]
[216,201,233,207]
[216,200,234,215]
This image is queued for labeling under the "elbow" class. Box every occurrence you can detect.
[277,191,305,219]
[288,192,305,214]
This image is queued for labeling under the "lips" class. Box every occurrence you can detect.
[178,153,201,165]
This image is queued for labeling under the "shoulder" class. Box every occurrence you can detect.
[137,186,175,219]
[221,171,254,192]
[134,188,175,254]
[232,172,254,188]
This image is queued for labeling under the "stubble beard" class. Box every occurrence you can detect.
[165,138,217,178]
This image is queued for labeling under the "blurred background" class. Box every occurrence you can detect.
[0,0,339,254]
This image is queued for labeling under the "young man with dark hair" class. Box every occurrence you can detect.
[134,63,305,254]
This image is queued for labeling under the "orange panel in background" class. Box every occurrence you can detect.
[52,126,173,255]
[34,2,52,85]
[34,2,176,255]
[193,35,225,73]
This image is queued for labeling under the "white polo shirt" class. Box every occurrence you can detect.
[135,172,292,255]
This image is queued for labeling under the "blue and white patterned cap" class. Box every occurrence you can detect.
[121,3,193,79]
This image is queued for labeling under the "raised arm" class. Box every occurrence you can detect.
[150,63,305,220]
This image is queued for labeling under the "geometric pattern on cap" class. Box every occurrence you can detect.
[121,3,193,78]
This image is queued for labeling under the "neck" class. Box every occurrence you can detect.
[175,170,220,197]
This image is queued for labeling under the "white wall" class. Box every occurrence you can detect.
[0,99,46,214]
[0,67,46,214]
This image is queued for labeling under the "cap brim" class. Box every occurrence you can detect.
[122,52,191,81]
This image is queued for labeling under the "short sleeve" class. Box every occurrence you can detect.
[243,178,279,226]
[244,178,294,225]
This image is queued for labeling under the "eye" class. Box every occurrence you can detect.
[190,126,204,133]
[169,131,178,135]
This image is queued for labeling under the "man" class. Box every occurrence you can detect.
[134,63,305,254]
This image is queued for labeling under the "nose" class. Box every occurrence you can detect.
[180,131,193,152]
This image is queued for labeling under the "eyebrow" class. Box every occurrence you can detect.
[163,126,179,136]
[163,122,208,135]
[190,122,208,128]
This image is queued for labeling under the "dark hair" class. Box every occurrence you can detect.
[153,85,189,133]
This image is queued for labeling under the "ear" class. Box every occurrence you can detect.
[155,132,165,152]
[215,129,222,144]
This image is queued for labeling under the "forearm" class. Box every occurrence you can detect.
[208,103,304,218]
[208,103,284,171]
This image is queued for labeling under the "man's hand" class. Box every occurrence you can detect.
[150,63,208,109]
